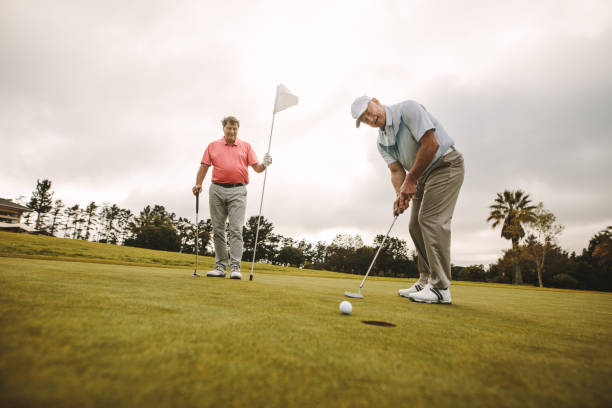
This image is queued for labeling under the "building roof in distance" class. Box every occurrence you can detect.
[0,198,33,212]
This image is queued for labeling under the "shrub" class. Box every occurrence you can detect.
[551,273,580,289]
[455,265,487,282]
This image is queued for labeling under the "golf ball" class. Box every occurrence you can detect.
[339,301,352,315]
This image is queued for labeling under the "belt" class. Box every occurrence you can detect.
[442,145,456,156]
[213,182,245,188]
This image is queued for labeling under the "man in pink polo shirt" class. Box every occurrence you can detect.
[192,115,272,279]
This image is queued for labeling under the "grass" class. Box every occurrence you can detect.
[0,230,212,268]
[0,232,611,407]
[0,231,595,289]
[0,231,354,279]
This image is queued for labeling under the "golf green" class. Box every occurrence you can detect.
[1,257,611,407]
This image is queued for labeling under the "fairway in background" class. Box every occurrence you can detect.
[0,231,353,279]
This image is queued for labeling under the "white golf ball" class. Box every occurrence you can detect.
[339,301,352,315]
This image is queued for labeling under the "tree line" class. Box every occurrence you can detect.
[20,179,132,244]
[479,189,611,291]
[18,180,611,291]
[19,179,419,277]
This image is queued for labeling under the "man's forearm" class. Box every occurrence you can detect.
[195,164,209,185]
[391,170,405,196]
[406,130,439,183]
[252,163,266,173]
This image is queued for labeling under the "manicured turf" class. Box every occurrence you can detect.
[1,256,611,407]
[0,230,214,268]
[0,231,353,279]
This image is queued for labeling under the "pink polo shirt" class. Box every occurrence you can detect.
[201,137,259,184]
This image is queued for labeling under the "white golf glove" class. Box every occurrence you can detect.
[263,152,273,167]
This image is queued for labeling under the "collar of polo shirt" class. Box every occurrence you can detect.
[378,106,396,147]
[384,106,392,127]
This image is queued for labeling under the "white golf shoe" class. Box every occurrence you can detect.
[408,283,452,304]
[398,282,426,298]
[207,266,226,278]
[229,265,242,280]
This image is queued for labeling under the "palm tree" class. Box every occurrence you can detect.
[487,190,537,284]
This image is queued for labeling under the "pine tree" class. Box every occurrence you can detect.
[48,200,65,236]
[67,205,81,239]
[28,179,54,230]
[83,202,98,241]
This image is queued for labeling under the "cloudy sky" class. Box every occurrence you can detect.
[2,0,611,265]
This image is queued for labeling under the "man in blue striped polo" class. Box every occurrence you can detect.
[351,96,464,304]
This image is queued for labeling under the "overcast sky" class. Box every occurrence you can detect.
[1,0,611,265]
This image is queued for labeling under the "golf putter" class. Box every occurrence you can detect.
[192,191,200,277]
[344,209,401,298]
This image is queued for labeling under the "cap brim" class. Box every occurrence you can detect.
[355,107,367,128]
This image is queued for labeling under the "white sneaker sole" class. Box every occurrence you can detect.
[230,275,242,280]
[408,297,452,305]
[206,273,226,278]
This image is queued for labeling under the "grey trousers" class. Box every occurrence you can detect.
[409,149,464,289]
[209,183,247,270]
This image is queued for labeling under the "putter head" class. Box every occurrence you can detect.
[192,271,200,277]
[344,291,364,299]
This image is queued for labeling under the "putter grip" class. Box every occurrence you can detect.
[196,191,199,213]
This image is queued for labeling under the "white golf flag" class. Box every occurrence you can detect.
[273,83,298,113]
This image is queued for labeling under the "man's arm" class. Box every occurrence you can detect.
[251,163,266,173]
[192,163,210,195]
[399,129,439,210]
[251,152,272,173]
[407,129,439,182]
[389,162,406,195]
[389,162,407,215]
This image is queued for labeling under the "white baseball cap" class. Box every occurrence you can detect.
[351,95,372,128]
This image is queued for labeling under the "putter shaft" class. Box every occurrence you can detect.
[358,214,399,289]
[344,213,400,297]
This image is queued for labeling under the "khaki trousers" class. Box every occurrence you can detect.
[409,149,464,289]
[209,183,247,270]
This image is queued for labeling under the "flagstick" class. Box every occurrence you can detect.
[249,101,277,281]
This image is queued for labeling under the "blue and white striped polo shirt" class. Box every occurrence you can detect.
[377,100,454,173]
